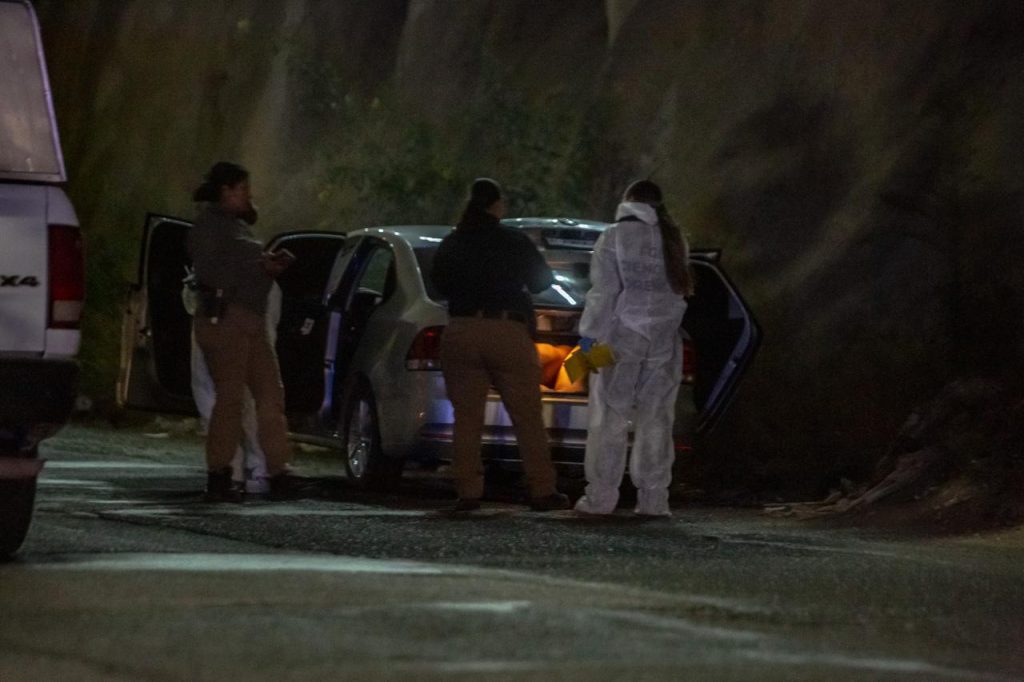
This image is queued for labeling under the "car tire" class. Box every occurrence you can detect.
[0,477,37,558]
[340,379,403,491]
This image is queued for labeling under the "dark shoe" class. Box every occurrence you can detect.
[529,492,571,512]
[268,472,303,501]
[205,467,242,503]
[449,498,481,513]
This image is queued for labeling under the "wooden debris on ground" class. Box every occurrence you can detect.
[765,378,1023,519]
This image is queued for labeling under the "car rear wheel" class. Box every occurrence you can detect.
[341,380,403,491]
[0,477,37,558]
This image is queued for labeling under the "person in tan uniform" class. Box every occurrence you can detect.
[187,162,297,501]
[431,178,570,513]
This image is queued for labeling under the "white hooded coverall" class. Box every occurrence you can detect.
[575,202,688,516]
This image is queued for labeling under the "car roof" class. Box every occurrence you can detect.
[504,217,609,231]
[351,225,452,243]
[349,218,609,246]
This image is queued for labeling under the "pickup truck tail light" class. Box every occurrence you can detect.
[48,224,85,329]
[406,326,444,370]
[682,338,696,384]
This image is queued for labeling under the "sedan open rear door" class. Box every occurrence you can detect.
[117,214,195,414]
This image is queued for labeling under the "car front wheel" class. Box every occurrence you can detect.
[341,380,403,491]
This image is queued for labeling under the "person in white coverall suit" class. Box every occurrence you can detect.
[574,180,695,517]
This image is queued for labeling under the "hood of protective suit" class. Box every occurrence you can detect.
[578,202,688,345]
[615,201,658,225]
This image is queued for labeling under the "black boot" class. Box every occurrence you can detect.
[205,467,242,503]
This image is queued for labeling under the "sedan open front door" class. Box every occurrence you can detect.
[262,231,347,427]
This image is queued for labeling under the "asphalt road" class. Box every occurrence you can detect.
[1,422,1022,681]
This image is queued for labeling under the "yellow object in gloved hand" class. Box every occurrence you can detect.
[563,343,616,384]
[554,363,586,392]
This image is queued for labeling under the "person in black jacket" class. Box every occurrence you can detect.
[432,178,570,513]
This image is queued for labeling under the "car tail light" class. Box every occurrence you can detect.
[48,224,85,329]
[406,326,444,370]
[682,338,696,384]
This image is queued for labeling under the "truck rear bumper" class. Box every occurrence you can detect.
[0,358,78,449]
[0,457,45,480]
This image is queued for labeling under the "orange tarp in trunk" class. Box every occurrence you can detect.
[535,343,586,393]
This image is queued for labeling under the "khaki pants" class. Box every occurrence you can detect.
[193,304,292,475]
[440,317,557,500]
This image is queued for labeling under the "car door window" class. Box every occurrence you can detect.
[326,242,396,394]
[347,245,395,331]
[324,236,362,306]
[357,246,395,300]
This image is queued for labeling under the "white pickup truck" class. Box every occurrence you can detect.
[0,0,84,555]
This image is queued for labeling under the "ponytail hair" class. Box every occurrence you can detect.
[655,204,695,297]
[623,180,695,297]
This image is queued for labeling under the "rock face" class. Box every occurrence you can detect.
[34,0,1024,491]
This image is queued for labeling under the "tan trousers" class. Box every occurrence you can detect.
[440,317,557,500]
[193,304,292,475]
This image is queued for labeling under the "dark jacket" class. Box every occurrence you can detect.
[431,211,553,322]
[187,204,272,315]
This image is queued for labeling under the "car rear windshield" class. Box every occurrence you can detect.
[414,247,592,310]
